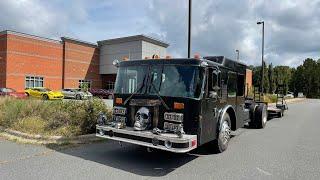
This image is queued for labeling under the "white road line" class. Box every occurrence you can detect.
[256,167,272,176]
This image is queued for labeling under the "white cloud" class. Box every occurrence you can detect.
[0,0,319,67]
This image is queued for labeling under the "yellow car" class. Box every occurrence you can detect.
[25,87,64,100]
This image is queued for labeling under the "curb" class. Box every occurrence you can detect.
[0,126,101,145]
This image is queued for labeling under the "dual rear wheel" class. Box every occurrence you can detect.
[249,103,268,129]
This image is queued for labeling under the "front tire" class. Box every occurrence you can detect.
[76,94,82,100]
[42,94,49,100]
[212,113,231,153]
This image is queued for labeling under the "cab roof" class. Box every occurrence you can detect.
[118,56,247,70]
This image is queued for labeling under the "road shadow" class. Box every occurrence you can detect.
[46,140,200,177]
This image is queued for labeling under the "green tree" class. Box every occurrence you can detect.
[268,63,275,93]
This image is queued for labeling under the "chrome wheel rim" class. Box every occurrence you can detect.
[262,109,267,124]
[220,121,231,144]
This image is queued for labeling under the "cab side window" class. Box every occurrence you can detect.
[237,74,245,97]
[207,68,213,93]
[227,72,237,97]
[207,68,220,98]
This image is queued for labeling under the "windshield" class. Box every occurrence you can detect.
[39,88,51,92]
[114,65,204,98]
[115,65,148,94]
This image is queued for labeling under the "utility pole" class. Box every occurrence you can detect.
[257,21,265,96]
[188,0,192,58]
[236,49,240,61]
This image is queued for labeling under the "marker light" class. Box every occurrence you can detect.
[115,98,123,104]
[194,53,201,59]
[174,102,184,110]
[191,139,197,147]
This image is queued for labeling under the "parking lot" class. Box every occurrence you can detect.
[1,99,319,180]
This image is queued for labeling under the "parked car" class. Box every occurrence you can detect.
[298,92,304,98]
[61,88,93,100]
[285,91,294,98]
[25,87,64,100]
[89,88,113,99]
[0,88,27,99]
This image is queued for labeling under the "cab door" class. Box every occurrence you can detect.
[236,73,249,124]
[200,67,220,145]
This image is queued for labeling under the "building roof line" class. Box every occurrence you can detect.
[0,30,61,44]
[61,37,98,47]
[97,34,169,47]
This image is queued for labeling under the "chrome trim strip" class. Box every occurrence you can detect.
[96,126,197,153]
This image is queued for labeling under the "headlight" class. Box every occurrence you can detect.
[113,106,127,115]
[97,113,106,125]
[164,112,184,123]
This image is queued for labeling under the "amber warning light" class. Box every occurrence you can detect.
[174,102,185,110]
[115,98,123,104]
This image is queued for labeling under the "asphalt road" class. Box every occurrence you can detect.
[1,99,320,180]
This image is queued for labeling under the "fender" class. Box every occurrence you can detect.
[217,105,236,131]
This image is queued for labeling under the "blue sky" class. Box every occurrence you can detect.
[1,0,320,67]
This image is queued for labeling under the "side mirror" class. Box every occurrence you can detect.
[209,91,218,98]
[113,59,120,67]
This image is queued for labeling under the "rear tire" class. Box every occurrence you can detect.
[248,104,257,128]
[211,113,231,153]
[277,110,284,118]
[254,104,267,129]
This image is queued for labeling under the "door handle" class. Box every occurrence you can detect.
[213,108,217,117]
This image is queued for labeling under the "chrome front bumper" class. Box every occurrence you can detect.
[96,125,197,153]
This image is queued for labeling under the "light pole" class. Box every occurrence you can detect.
[236,49,239,61]
[257,21,264,95]
[188,0,192,58]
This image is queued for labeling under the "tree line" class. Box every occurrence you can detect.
[249,58,320,98]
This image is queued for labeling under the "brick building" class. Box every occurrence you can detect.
[0,30,252,92]
[0,30,168,91]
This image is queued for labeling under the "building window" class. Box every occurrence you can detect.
[25,76,44,88]
[79,80,91,89]
[105,81,115,90]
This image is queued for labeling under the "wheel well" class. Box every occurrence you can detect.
[226,107,237,131]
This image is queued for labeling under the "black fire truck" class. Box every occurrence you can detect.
[96,56,268,153]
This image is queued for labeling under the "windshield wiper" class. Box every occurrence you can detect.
[123,75,147,105]
[149,81,170,110]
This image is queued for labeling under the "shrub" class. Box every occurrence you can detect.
[12,116,47,135]
[263,94,278,103]
[0,97,111,136]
